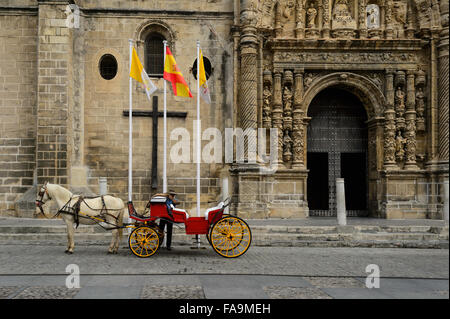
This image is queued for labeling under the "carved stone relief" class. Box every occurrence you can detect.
[263,69,273,128]
[366,4,380,29]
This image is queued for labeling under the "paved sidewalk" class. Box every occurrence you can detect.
[1,274,448,299]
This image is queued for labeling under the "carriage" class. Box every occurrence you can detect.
[126,197,252,258]
[35,182,251,258]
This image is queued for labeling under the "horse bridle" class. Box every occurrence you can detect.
[36,182,51,215]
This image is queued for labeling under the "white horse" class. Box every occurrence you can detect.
[36,182,128,254]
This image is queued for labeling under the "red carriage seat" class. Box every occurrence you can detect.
[149,196,189,223]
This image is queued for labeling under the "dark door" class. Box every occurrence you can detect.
[307,88,368,217]
[307,152,329,214]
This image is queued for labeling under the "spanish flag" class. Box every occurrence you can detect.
[129,47,157,100]
[163,47,193,98]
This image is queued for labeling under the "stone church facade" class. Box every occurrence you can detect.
[0,0,448,219]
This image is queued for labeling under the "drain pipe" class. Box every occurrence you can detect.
[336,178,347,226]
[444,179,449,226]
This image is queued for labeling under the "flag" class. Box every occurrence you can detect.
[129,47,157,100]
[199,49,211,104]
[163,47,193,98]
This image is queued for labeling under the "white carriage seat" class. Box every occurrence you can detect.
[204,202,224,220]
[171,207,189,219]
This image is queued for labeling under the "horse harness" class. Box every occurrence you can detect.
[36,184,121,230]
[58,195,121,229]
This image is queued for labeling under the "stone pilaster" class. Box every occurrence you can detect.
[272,70,284,167]
[404,70,419,170]
[384,70,397,169]
[292,69,305,169]
[438,3,449,164]
[36,1,71,186]
[239,18,258,161]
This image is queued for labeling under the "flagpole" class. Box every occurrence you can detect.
[128,39,133,203]
[196,41,201,218]
[163,40,168,193]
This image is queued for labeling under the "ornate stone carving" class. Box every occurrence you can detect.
[395,129,406,161]
[394,86,406,130]
[259,0,276,29]
[392,1,407,38]
[415,87,426,132]
[384,109,397,167]
[283,129,293,162]
[263,69,273,128]
[275,0,296,38]
[273,51,417,64]
[404,70,418,170]
[384,70,398,169]
[240,0,259,26]
[366,4,380,29]
[272,71,284,166]
[331,0,357,38]
[404,115,418,166]
[307,2,318,28]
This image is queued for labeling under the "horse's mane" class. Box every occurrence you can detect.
[48,183,73,198]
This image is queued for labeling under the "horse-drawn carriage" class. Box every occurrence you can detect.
[127,196,252,258]
[35,183,252,258]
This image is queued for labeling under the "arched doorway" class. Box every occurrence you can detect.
[306,87,368,217]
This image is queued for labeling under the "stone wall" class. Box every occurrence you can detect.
[0,12,37,215]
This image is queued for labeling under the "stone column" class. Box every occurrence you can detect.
[438,1,449,164]
[336,178,347,226]
[36,1,71,186]
[383,70,397,169]
[239,1,259,161]
[359,0,368,38]
[292,69,305,169]
[385,0,394,39]
[322,0,330,38]
[272,70,284,167]
[404,70,419,170]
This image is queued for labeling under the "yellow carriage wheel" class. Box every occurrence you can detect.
[210,216,252,258]
[128,226,160,258]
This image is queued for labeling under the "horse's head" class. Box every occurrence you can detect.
[36,182,52,216]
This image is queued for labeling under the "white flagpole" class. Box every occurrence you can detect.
[196,41,201,217]
[163,40,168,193]
[128,39,133,203]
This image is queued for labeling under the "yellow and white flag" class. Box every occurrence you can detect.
[130,47,157,99]
[199,49,211,104]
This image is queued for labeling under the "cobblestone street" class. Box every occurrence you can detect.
[0,244,448,299]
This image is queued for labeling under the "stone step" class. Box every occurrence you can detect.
[0,231,447,249]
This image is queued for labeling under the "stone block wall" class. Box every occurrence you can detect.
[36,3,71,187]
[0,13,37,215]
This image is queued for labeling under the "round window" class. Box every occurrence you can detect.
[192,56,212,80]
[99,54,118,80]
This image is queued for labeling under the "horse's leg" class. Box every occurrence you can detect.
[108,228,118,254]
[63,216,75,254]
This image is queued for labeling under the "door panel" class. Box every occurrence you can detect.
[307,88,368,217]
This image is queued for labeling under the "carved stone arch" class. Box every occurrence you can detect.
[134,20,176,48]
[303,72,386,118]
